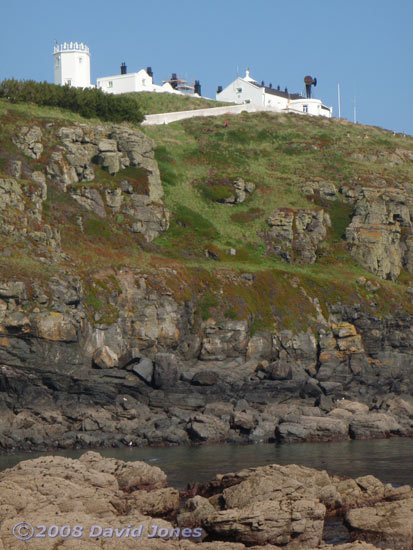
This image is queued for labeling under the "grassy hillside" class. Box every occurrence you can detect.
[144,111,413,265]
[1,97,413,333]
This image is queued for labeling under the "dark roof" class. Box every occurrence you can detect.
[249,80,302,100]
[264,86,302,100]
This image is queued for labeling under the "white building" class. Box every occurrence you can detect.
[53,42,92,88]
[217,69,332,117]
[96,66,182,95]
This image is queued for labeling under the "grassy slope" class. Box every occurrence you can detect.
[1,97,413,332]
[124,92,230,115]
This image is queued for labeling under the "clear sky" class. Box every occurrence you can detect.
[1,0,411,134]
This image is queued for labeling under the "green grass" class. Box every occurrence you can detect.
[2,99,413,332]
[0,97,103,124]
[124,91,231,115]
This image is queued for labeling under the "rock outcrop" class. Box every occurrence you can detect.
[265,208,330,263]
[346,188,413,280]
[46,123,168,241]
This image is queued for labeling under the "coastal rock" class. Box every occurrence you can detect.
[188,414,229,443]
[153,353,178,389]
[276,416,349,443]
[203,498,325,547]
[199,463,332,547]
[349,412,403,439]
[335,399,370,415]
[132,357,154,384]
[345,498,413,550]
[200,320,249,361]
[92,345,119,369]
[32,311,78,342]
[129,487,180,517]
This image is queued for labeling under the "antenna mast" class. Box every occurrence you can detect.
[353,95,357,123]
[337,83,341,119]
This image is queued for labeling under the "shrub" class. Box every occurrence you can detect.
[0,79,144,124]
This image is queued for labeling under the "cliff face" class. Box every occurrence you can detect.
[1,101,413,451]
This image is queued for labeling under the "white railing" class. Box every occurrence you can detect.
[53,42,89,54]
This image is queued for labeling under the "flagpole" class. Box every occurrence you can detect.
[337,83,341,119]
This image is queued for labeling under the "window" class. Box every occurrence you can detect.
[65,79,72,86]
[236,87,242,93]
[142,79,146,86]
[108,81,113,88]
[303,105,308,113]
[79,57,83,64]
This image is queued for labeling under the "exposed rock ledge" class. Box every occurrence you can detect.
[0,452,405,549]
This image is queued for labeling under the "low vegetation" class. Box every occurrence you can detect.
[124,91,230,115]
[1,95,413,330]
[0,79,144,123]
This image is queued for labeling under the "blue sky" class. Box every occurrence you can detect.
[1,0,411,134]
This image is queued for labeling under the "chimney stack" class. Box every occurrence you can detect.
[170,73,178,89]
[146,66,153,78]
[194,80,201,96]
[121,62,127,75]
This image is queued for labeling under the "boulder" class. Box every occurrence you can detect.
[129,487,180,517]
[153,353,178,388]
[203,498,325,547]
[132,357,154,384]
[349,413,403,439]
[345,498,413,550]
[335,399,370,415]
[92,345,119,369]
[188,414,229,443]
[277,416,348,443]
[191,370,219,386]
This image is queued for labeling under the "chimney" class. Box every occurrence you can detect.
[269,83,272,89]
[121,62,127,75]
[170,73,178,89]
[217,85,223,94]
[147,66,153,78]
[194,80,201,96]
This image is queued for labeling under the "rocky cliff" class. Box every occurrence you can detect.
[1,100,413,451]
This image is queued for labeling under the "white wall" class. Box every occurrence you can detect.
[263,91,288,110]
[54,43,91,88]
[97,70,154,94]
[217,78,264,106]
[142,103,281,126]
[291,98,332,118]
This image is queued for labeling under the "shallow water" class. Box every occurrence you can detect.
[1,437,413,489]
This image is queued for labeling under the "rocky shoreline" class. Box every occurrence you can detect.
[0,450,410,549]
[1,385,413,454]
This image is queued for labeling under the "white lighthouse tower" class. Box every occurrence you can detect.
[53,41,91,88]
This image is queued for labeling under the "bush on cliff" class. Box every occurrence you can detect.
[0,79,144,124]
